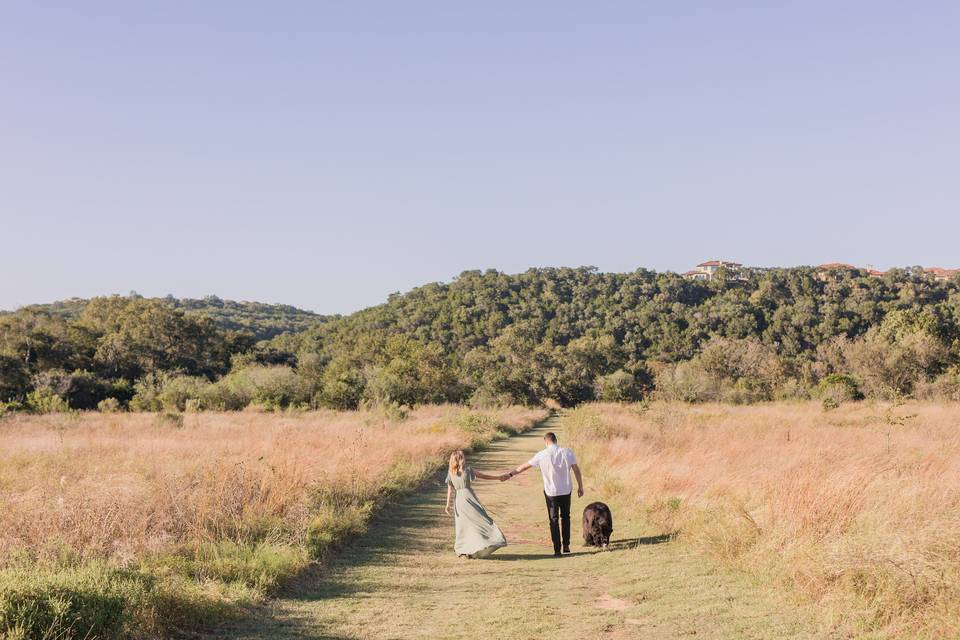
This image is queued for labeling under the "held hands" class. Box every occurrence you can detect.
[498,473,511,482]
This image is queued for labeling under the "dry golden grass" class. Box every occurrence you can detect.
[0,406,544,563]
[567,401,960,639]
[0,405,545,638]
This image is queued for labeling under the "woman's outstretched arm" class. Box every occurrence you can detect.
[472,470,501,480]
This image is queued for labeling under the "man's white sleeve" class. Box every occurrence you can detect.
[527,450,541,467]
[567,449,578,465]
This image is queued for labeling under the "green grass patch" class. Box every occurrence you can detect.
[0,558,269,640]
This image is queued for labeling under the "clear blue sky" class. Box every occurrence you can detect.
[3,2,958,313]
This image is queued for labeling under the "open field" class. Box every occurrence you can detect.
[3,401,958,640]
[567,401,960,638]
[0,406,546,639]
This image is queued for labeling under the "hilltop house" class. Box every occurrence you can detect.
[924,267,960,282]
[816,263,886,280]
[682,260,743,281]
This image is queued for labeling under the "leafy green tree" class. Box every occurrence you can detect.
[316,357,365,409]
[85,299,231,379]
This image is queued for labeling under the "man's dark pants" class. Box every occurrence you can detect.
[544,492,572,553]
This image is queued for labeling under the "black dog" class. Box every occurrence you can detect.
[582,502,613,547]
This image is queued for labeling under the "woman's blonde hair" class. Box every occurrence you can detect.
[449,450,467,477]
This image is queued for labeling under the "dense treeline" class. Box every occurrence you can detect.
[278,266,960,408]
[16,294,326,341]
[2,266,959,412]
[0,294,323,412]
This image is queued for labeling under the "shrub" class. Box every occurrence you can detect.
[814,373,862,404]
[841,315,950,398]
[246,367,307,410]
[697,337,783,402]
[721,377,773,405]
[455,411,499,435]
[156,376,208,412]
[594,370,642,402]
[25,388,70,414]
[773,378,810,401]
[656,345,785,403]
[202,366,308,411]
[97,397,121,413]
[198,376,250,411]
[130,373,209,412]
[653,360,717,402]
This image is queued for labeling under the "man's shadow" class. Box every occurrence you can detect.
[487,534,675,560]
[486,551,591,561]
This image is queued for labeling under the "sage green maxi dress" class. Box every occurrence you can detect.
[446,467,507,558]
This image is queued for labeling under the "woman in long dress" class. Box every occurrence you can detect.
[443,450,507,558]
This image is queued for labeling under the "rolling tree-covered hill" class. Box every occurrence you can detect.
[272,265,960,407]
[6,294,327,341]
[1,266,959,411]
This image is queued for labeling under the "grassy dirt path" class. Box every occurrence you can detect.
[212,413,819,639]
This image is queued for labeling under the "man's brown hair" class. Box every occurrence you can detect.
[544,432,557,443]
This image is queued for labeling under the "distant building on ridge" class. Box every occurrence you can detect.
[683,260,743,281]
[682,261,958,283]
[815,263,886,280]
[924,267,960,282]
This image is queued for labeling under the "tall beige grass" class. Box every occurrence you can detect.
[0,406,545,638]
[567,401,960,639]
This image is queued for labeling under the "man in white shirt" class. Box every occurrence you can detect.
[502,431,584,556]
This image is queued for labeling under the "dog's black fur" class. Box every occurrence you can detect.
[582,502,613,547]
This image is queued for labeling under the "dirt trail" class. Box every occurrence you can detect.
[211,414,818,639]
